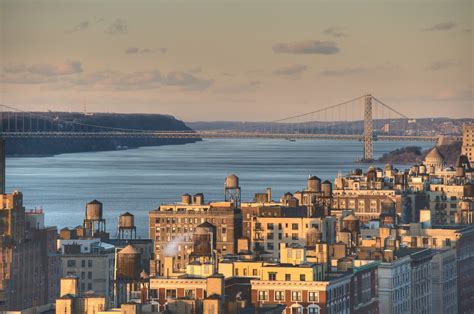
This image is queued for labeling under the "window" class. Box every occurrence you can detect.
[166,289,177,299]
[308,305,321,314]
[291,291,302,301]
[292,223,299,230]
[80,283,85,291]
[269,272,277,281]
[267,232,274,240]
[87,260,92,267]
[446,238,451,247]
[291,307,303,314]
[267,223,274,230]
[81,272,85,279]
[235,269,239,276]
[185,289,195,298]
[87,283,92,290]
[267,243,274,250]
[309,291,319,302]
[285,274,291,281]
[292,233,299,240]
[87,272,92,279]
[253,269,258,276]
[258,290,268,301]
[275,290,285,301]
[81,260,86,267]
[300,274,306,281]
[67,260,76,267]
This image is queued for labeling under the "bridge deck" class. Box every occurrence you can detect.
[0,131,439,141]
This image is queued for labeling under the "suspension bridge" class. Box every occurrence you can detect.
[0,94,439,161]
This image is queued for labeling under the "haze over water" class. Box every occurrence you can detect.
[6,139,433,237]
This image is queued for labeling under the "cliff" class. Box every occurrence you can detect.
[3,113,200,156]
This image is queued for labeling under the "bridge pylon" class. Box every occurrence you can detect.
[363,94,373,161]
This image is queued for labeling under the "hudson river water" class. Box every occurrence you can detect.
[6,139,433,238]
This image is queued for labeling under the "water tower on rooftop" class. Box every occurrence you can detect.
[224,173,241,205]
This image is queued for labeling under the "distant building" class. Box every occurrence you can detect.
[0,192,61,311]
[58,238,115,306]
[56,276,107,314]
[461,124,474,163]
[250,216,336,259]
[149,192,241,276]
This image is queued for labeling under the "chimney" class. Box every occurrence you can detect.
[206,274,225,298]
[237,237,250,253]
[375,237,382,249]
[163,256,174,278]
[266,188,272,202]
[60,276,79,297]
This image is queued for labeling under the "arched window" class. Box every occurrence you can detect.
[308,304,321,314]
[290,304,303,314]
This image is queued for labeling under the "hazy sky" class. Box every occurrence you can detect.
[1,0,472,121]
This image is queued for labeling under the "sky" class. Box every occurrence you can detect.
[0,0,472,121]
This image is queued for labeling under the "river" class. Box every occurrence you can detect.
[6,139,433,237]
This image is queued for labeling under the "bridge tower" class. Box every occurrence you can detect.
[363,94,373,161]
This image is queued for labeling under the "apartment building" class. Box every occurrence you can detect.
[58,239,115,305]
[0,192,60,311]
[250,216,336,259]
[149,194,241,275]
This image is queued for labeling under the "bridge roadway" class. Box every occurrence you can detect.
[0,131,439,142]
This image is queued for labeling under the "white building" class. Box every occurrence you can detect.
[58,239,115,305]
[431,248,457,314]
[378,254,412,314]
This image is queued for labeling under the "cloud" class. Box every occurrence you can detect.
[320,67,369,77]
[323,27,348,37]
[125,47,139,54]
[72,21,90,32]
[189,67,202,74]
[0,72,58,84]
[71,18,104,33]
[1,60,83,84]
[1,60,211,91]
[422,21,456,31]
[125,47,165,54]
[28,60,83,76]
[273,40,339,55]
[424,60,460,71]
[105,18,128,35]
[214,80,261,93]
[162,71,213,91]
[273,64,308,78]
[63,69,212,91]
[3,63,26,73]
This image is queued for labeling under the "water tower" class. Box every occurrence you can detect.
[114,244,142,306]
[224,173,241,205]
[117,212,137,241]
[83,200,106,238]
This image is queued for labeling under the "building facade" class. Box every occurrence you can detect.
[149,197,241,275]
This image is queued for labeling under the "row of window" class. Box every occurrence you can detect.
[267,272,307,281]
[257,290,319,302]
[66,259,93,268]
[155,217,228,224]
